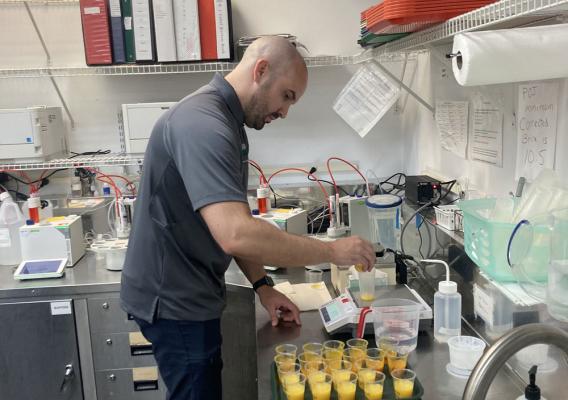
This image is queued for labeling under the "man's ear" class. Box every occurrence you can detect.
[252,59,269,84]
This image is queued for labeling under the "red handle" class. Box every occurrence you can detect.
[356,307,372,338]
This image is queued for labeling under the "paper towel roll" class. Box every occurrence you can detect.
[452,23,568,86]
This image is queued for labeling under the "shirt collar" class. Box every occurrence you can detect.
[210,73,245,126]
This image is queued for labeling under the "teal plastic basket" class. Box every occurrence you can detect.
[460,198,548,282]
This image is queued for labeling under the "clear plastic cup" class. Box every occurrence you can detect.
[303,342,324,359]
[275,354,297,377]
[276,344,298,359]
[365,348,385,372]
[391,369,416,399]
[282,372,306,400]
[358,367,377,389]
[328,360,353,385]
[447,336,486,371]
[298,352,321,376]
[278,362,301,382]
[335,372,358,400]
[343,347,366,372]
[363,371,386,400]
[323,340,345,353]
[307,269,324,283]
[306,359,327,379]
[309,372,332,400]
[359,270,376,301]
[386,351,408,373]
[346,338,369,351]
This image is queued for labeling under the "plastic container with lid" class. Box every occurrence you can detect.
[0,192,26,265]
[365,194,402,250]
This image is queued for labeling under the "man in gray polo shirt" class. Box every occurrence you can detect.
[121,36,375,400]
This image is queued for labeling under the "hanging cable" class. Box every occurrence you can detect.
[326,157,371,197]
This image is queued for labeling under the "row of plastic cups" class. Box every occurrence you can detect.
[279,369,416,400]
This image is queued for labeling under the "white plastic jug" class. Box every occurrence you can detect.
[0,192,26,265]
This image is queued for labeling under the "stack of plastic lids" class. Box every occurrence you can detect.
[361,0,497,38]
[360,6,410,47]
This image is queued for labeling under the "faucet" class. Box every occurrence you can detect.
[463,323,568,400]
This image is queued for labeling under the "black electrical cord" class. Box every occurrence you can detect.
[417,217,425,259]
[68,149,111,159]
[3,168,67,186]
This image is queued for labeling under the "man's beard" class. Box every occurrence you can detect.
[244,85,271,130]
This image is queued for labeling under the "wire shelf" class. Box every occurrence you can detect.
[0,154,144,171]
[371,0,568,55]
[0,55,359,78]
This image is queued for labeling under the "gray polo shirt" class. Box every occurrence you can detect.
[120,73,249,323]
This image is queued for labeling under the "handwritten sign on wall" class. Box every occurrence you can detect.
[515,82,559,182]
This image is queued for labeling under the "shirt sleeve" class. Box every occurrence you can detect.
[164,108,247,211]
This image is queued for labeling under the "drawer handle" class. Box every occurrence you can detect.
[131,344,153,356]
[133,380,158,391]
[102,302,109,310]
[106,338,113,346]
[108,374,116,382]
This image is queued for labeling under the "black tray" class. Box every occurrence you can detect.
[271,362,424,400]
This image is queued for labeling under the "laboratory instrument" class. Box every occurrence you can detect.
[319,285,432,337]
[121,102,175,153]
[405,175,442,205]
[0,106,67,161]
[423,258,462,342]
[365,194,402,250]
[20,215,85,266]
[339,195,372,241]
[13,258,67,280]
[516,366,546,400]
[0,191,26,265]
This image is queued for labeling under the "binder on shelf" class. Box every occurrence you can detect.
[132,0,155,62]
[152,0,177,62]
[173,0,201,61]
[109,0,126,63]
[198,0,233,61]
[79,0,113,65]
[121,0,136,62]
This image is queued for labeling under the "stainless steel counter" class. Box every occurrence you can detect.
[256,267,524,400]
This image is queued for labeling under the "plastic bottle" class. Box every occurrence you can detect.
[257,185,269,214]
[0,192,26,265]
[27,193,41,224]
[102,182,111,196]
[424,259,462,342]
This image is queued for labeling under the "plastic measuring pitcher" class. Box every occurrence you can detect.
[356,298,421,354]
[508,208,568,322]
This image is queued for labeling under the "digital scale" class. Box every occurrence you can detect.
[319,284,432,336]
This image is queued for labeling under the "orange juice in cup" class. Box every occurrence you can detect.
[391,369,416,399]
[365,348,385,372]
[309,372,332,400]
[335,372,357,400]
[282,373,306,400]
[363,371,386,400]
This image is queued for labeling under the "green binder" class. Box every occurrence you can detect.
[121,0,136,63]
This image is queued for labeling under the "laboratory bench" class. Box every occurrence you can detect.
[0,248,566,399]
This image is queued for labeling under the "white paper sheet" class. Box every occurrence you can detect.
[515,81,560,182]
[470,92,504,167]
[333,62,400,138]
[274,281,332,312]
[435,101,469,158]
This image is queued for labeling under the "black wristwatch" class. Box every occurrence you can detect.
[252,275,274,292]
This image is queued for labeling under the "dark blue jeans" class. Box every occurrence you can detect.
[134,317,223,400]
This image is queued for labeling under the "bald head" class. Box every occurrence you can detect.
[225,36,308,130]
[240,36,307,75]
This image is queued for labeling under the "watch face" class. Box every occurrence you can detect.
[266,275,275,286]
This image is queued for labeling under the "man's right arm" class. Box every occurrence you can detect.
[199,201,376,269]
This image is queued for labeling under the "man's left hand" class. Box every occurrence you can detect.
[257,286,301,327]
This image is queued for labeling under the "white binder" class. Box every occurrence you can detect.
[173,0,201,61]
[152,0,177,62]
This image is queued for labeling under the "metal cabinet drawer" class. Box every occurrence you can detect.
[96,367,166,399]
[88,297,139,333]
[92,331,156,370]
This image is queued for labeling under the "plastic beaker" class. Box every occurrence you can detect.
[447,336,486,371]
[372,298,421,354]
[359,270,376,302]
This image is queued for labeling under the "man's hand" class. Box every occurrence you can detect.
[257,286,301,327]
[330,236,375,271]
